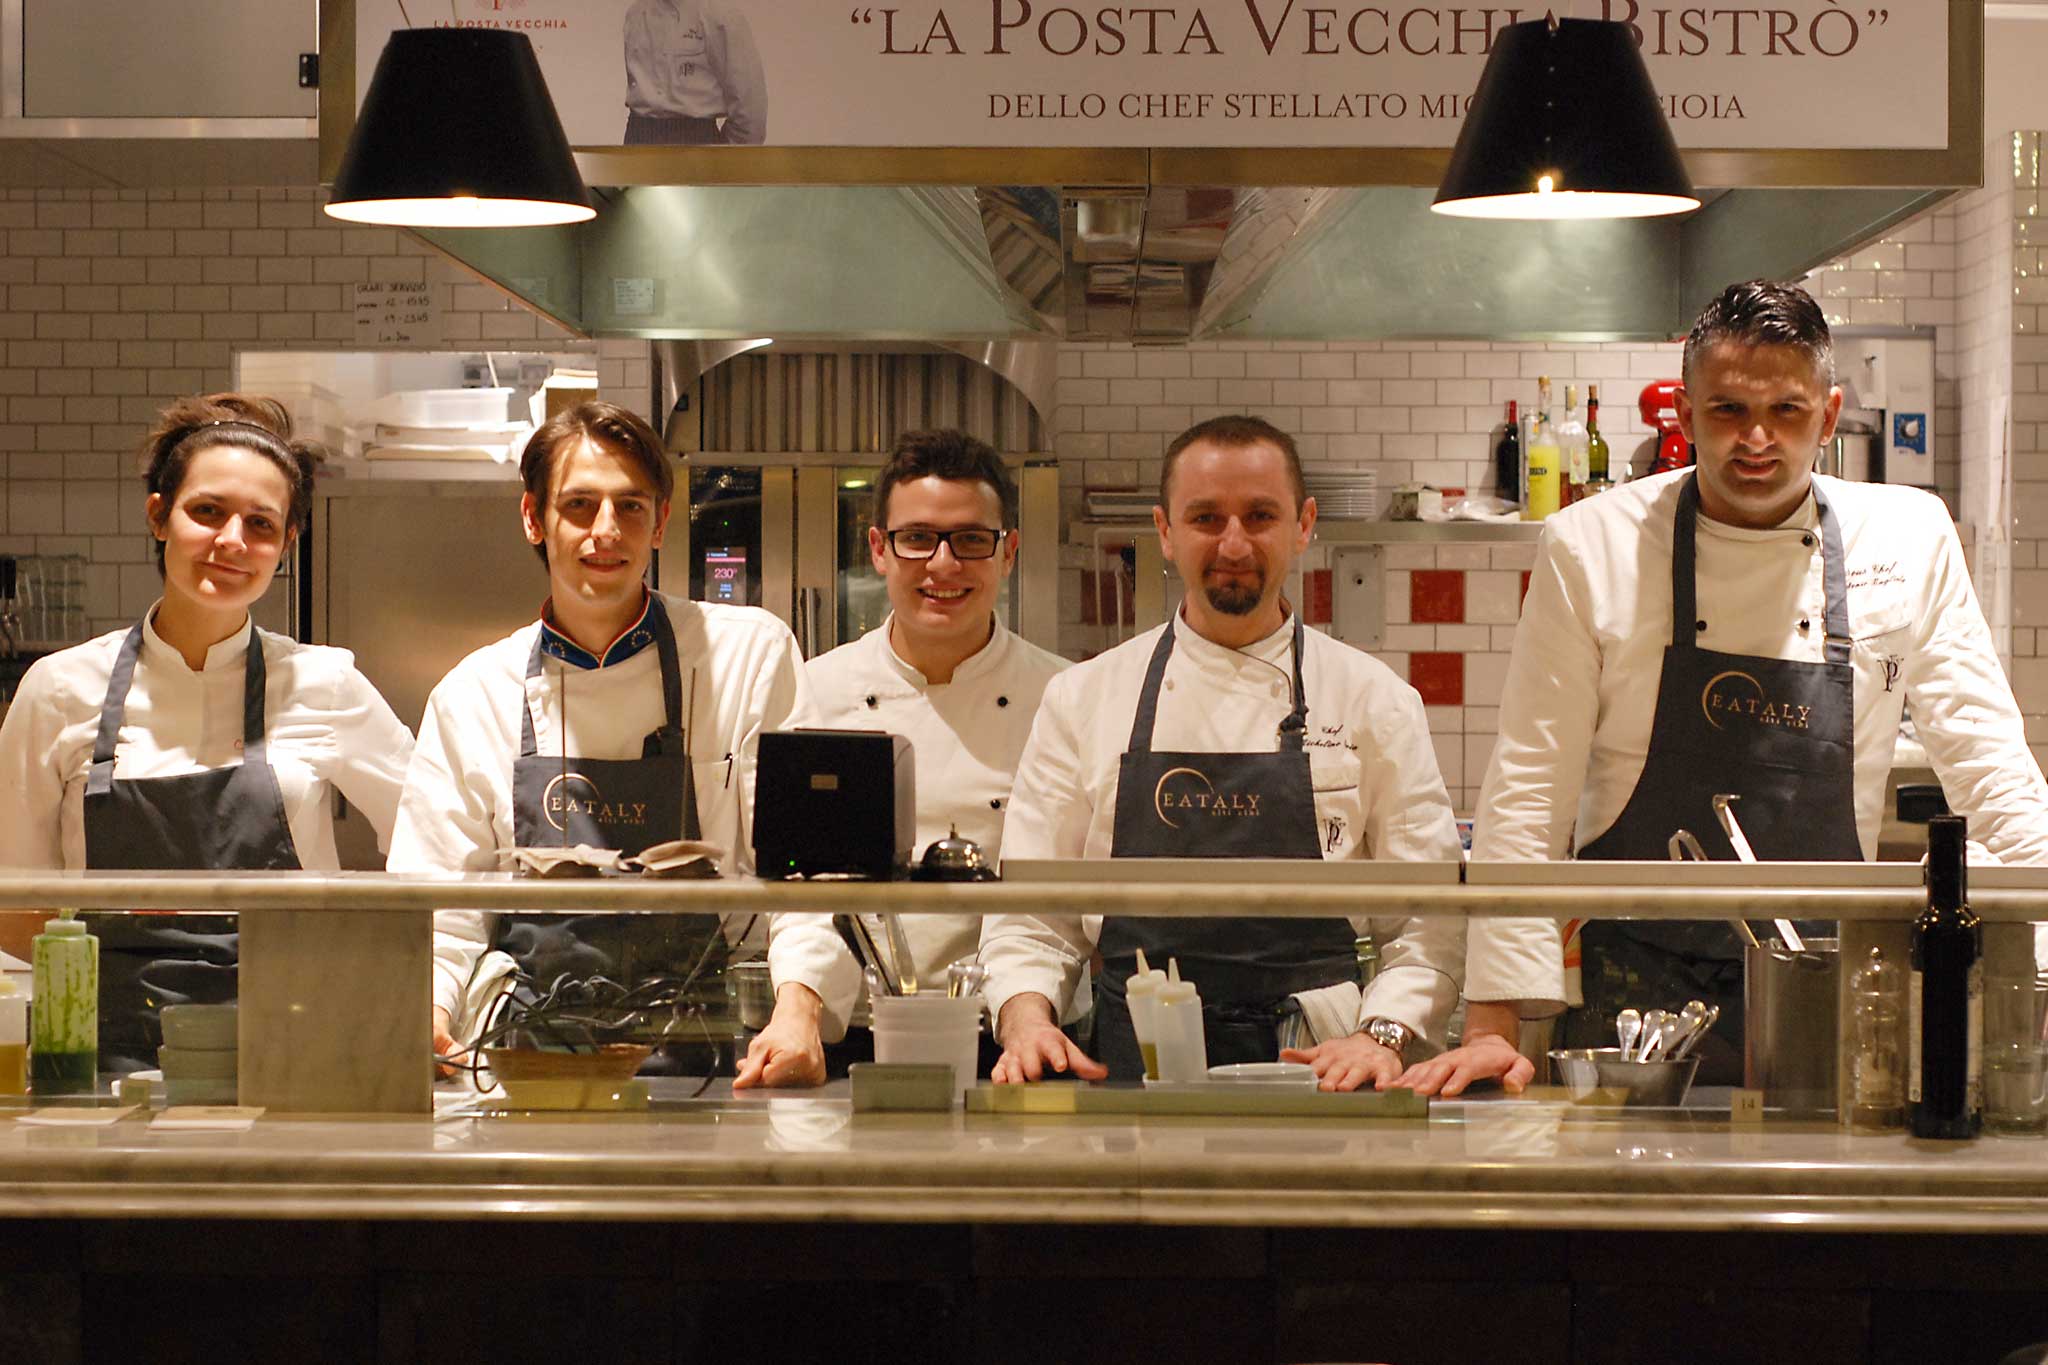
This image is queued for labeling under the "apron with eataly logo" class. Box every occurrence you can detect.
[82,620,302,1070]
[1563,474,1860,1085]
[1096,614,1359,1080]
[500,601,707,995]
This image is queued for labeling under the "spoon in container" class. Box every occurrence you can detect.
[947,959,989,1000]
[1671,1003,1720,1062]
[1616,1007,1643,1061]
[1638,1008,1675,1063]
[1663,999,1709,1062]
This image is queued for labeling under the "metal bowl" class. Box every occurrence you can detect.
[1548,1048,1700,1107]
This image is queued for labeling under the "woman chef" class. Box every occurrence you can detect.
[0,394,414,1071]
[1446,281,2048,1090]
[982,415,1472,1093]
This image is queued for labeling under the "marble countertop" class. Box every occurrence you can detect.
[6,1084,2046,1231]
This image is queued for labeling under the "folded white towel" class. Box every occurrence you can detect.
[452,949,520,1051]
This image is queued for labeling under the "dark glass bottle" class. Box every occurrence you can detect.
[1494,401,1520,505]
[1909,815,1982,1139]
[1587,386,1611,484]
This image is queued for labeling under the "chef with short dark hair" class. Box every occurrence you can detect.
[1436,279,2048,1091]
[982,415,1475,1093]
[739,430,1066,1088]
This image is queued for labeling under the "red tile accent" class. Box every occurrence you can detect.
[1410,569,1465,624]
[1305,569,1333,625]
[1409,652,1464,707]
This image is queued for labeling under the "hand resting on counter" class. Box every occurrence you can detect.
[432,1005,464,1080]
[732,982,828,1089]
[991,993,1108,1084]
[1279,1033,1403,1092]
[1392,1003,1534,1097]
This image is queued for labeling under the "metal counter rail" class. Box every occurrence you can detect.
[0,860,2043,920]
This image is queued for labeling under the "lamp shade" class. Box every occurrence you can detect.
[326,29,594,228]
[1433,18,1698,220]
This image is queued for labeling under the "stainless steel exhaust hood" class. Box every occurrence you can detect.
[415,178,1962,347]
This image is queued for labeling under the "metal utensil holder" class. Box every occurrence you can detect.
[1746,936,1840,1116]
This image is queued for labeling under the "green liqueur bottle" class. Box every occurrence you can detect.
[30,911,97,1095]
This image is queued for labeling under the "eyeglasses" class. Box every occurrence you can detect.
[882,527,1007,560]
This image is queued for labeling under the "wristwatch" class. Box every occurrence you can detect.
[1361,1016,1414,1061]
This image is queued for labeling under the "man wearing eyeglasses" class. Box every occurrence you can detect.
[738,430,1067,1087]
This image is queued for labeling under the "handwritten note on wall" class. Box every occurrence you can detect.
[353,281,445,347]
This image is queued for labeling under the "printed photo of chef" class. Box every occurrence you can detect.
[622,0,768,145]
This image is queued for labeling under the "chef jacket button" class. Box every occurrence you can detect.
[1802,534,1816,548]
[1798,618,1811,631]
[864,694,877,708]
[1696,619,1708,632]
[990,798,1002,810]
[997,695,1009,707]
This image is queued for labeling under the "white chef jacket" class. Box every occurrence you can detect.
[388,592,813,1022]
[1469,470,2048,1010]
[622,0,767,142]
[982,608,1468,1047]
[0,606,412,872]
[767,615,1068,1042]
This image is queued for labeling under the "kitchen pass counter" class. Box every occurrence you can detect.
[5,1081,2046,1233]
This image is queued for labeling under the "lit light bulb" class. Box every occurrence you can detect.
[1537,174,1556,194]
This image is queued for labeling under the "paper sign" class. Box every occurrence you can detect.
[354,281,445,347]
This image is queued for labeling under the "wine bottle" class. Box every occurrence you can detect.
[1587,385,1612,491]
[1494,401,1521,507]
[1909,815,1983,1139]
[1558,384,1589,504]
[1523,379,1561,521]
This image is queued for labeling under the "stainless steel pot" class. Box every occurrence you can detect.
[1745,937,1839,1115]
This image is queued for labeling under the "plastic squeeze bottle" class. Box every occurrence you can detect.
[1153,958,1208,1083]
[1126,947,1169,1080]
[30,911,97,1095]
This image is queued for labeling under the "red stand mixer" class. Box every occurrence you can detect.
[1639,380,1692,475]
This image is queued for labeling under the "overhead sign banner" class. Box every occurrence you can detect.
[356,2,1947,151]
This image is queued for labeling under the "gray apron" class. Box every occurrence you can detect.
[81,621,302,1071]
[498,602,718,1005]
[1562,475,1859,1084]
[1096,616,1359,1080]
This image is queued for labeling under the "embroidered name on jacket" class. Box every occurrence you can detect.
[1700,671,1813,732]
[1153,766,1265,827]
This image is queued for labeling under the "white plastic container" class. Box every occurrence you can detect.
[1125,958,1168,1081]
[870,995,983,1100]
[1153,976,1208,1083]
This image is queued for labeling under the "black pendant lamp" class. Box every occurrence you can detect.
[1433,17,1698,220]
[326,29,594,228]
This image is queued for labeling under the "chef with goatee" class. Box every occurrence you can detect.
[981,415,1482,1092]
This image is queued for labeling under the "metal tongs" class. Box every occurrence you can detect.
[1668,828,1763,951]
[1711,794,1806,952]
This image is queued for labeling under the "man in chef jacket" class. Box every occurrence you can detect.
[737,430,1068,1088]
[1444,279,2048,1088]
[622,0,768,145]
[982,415,1469,1093]
[388,400,812,1065]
